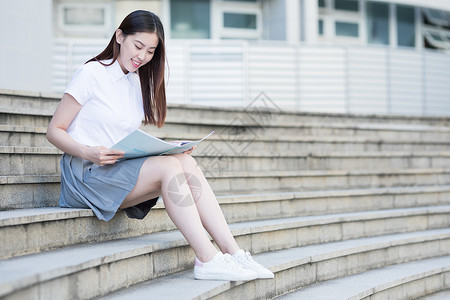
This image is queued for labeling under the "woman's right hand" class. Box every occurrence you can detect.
[83,146,125,166]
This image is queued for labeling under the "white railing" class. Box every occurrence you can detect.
[53,39,450,116]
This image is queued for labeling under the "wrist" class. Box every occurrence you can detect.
[79,145,89,160]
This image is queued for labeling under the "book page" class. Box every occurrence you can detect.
[111,130,214,159]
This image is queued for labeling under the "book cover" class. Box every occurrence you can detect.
[111,129,214,159]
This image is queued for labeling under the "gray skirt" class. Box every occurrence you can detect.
[59,154,159,221]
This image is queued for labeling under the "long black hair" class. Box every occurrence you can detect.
[87,10,166,127]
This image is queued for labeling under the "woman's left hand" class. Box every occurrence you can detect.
[183,145,196,155]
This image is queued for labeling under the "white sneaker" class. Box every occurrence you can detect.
[232,249,274,279]
[194,252,258,281]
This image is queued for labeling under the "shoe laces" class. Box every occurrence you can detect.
[237,251,263,270]
[221,253,245,271]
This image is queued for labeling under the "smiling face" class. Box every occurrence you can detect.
[115,30,159,74]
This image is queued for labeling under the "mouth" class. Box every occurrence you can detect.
[131,59,141,68]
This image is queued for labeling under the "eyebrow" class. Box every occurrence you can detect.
[135,40,157,49]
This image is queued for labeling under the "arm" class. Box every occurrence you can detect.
[46,93,124,165]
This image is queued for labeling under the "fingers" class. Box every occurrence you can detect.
[101,151,124,165]
[89,147,124,166]
[108,149,126,156]
[183,145,196,154]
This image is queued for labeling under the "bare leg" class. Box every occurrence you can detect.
[173,153,240,255]
[121,155,217,262]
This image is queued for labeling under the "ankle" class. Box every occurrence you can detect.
[197,250,219,263]
[222,246,241,256]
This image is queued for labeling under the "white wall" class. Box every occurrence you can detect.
[0,0,53,92]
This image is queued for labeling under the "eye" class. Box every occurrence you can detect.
[148,51,154,55]
[135,45,142,50]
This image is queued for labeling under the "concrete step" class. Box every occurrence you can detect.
[2,89,450,128]
[0,108,51,127]
[93,229,450,300]
[1,215,450,299]
[2,90,450,142]
[207,168,450,194]
[147,121,450,142]
[196,151,450,172]
[3,108,450,143]
[2,168,449,202]
[3,124,450,152]
[0,90,59,112]
[3,109,450,142]
[274,255,450,300]
[0,125,52,147]
[1,154,449,209]
[2,146,450,176]
[1,201,449,261]
[1,171,449,211]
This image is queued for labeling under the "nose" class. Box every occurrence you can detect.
[138,50,146,61]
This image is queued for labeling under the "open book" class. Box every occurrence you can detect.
[110,129,214,159]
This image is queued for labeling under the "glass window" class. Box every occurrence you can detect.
[397,5,415,47]
[335,0,358,12]
[367,2,389,45]
[319,0,326,8]
[335,21,359,37]
[64,7,105,25]
[171,0,210,39]
[224,13,257,29]
[318,19,324,35]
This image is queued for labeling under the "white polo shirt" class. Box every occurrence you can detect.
[65,59,144,148]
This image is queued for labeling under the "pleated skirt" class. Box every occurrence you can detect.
[59,153,159,221]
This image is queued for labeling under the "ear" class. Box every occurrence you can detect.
[115,29,124,44]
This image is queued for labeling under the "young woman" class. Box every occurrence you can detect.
[47,10,273,281]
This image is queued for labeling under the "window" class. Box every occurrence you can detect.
[335,21,359,37]
[335,0,358,12]
[224,13,257,29]
[366,1,389,45]
[170,0,210,39]
[397,5,415,47]
[318,19,324,35]
[216,0,262,39]
[56,2,112,38]
[64,7,104,25]
[318,0,362,43]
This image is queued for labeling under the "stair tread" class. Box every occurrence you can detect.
[1,209,450,295]
[2,185,450,226]
[2,124,450,144]
[274,255,450,300]
[2,167,449,180]
[3,103,450,132]
[94,229,450,300]
[2,146,450,157]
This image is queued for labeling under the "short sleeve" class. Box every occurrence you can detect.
[64,64,95,105]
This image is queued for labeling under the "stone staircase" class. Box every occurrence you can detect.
[0,89,450,299]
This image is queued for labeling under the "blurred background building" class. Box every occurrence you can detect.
[1,0,449,115]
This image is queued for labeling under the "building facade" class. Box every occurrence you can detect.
[1,0,450,115]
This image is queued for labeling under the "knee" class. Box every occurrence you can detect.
[174,153,198,169]
[161,156,185,175]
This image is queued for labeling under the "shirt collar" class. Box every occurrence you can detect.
[104,59,139,87]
